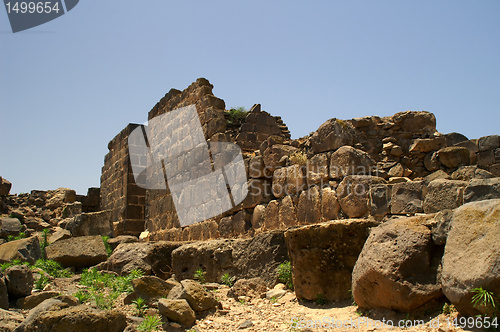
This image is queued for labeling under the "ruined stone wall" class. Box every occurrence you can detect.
[100,124,146,236]
[99,78,499,242]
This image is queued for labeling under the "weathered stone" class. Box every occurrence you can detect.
[337,175,387,218]
[352,215,442,311]
[106,235,138,251]
[45,236,107,268]
[0,217,22,238]
[48,227,71,244]
[285,219,377,301]
[438,147,470,169]
[297,186,321,224]
[158,299,195,326]
[14,298,69,331]
[369,184,391,218]
[392,111,436,133]
[329,146,376,179]
[21,305,126,332]
[391,181,425,214]
[266,289,287,300]
[180,279,218,312]
[454,139,478,164]
[424,170,451,184]
[306,153,329,186]
[272,165,305,198]
[409,137,447,153]
[46,188,76,209]
[0,274,8,309]
[390,145,404,157]
[477,149,495,167]
[441,199,500,316]
[424,151,440,172]
[263,200,280,230]
[5,265,33,299]
[463,177,500,203]
[431,209,453,246]
[16,291,60,309]
[172,231,287,286]
[387,163,404,177]
[0,308,23,330]
[0,177,12,196]
[0,236,42,264]
[262,144,297,171]
[278,195,297,228]
[248,156,266,178]
[130,276,179,302]
[478,134,500,152]
[227,277,267,300]
[251,204,265,232]
[423,179,467,214]
[321,187,340,221]
[242,179,271,209]
[451,165,495,181]
[60,202,82,219]
[445,132,468,146]
[65,210,114,237]
[310,118,355,154]
[490,163,500,177]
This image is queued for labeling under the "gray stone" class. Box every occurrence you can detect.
[431,209,453,246]
[438,147,470,169]
[158,298,195,326]
[272,165,305,198]
[297,186,321,224]
[266,289,286,300]
[5,265,33,299]
[463,178,500,203]
[478,135,500,152]
[0,217,22,238]
[279,195,298,228]
[451,165,495,181]
[65,210,114,237]
[369,184,391,218]
[0,236,42,264]
[0,274,8,310]
[441,199,500,316]
[45,235,107,268]
[391,181,425,214]
[352,215,442,311]
[16,291,60,309]
[477,150,495,167]
[423,179,467,214]
[329,146,376,179]
[337,175,387,218]
[310,118,355,153]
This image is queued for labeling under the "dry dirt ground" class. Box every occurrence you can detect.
[12,275,484,332]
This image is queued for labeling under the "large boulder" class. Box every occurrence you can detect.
[262,144,297,171]
[285,219,377,301]
[310,118,355,154]
[227,277,267,300]
[171,279,218,312]
[5,265,33,299]
[96,241,183,278]
[0,177,12,196]
[172,231,288,286]
[352,215,443,311]
[451,165,495,181]
[20,305,126,332]
[329,146,376,179]
[336,175,387,218]
[423,179,467,214]
[0,236,42,264]
[408,137,447,154]
[306,153,329,186]
[272,165,306,198]
[0,217,22,238]
[45,188,76,209]
[45,236,107,268]
[437,147,470,169]
[297,186,321,224]
[0,308,24,331]
[441,199,500,316]
[130,276,179,302]
[16,291,60,309]
[463,177,500,203]
[65,210,113,237]
[390,181,425,214]
[392,111,436,133]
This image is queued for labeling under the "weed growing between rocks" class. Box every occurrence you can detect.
[225,107,249,126]
[277,261,294,290]
[132,297,148,317]
[101,235,113,257]
[220,273,235,287]
[137,314,162,332]
[7,232,26,242]
[193,268,206,284]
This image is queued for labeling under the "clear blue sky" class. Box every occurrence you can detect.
[1,1,499,194]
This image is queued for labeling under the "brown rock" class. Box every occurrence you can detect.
[285,219,377,301]
[45,236,107,268]
[438,147,470,169]
[131,276,179,302]
[297,186,321,224]
[352,215,442,311]
[0,177,12,196]
[321,187,340,221]
[392,111,436,133]
[390,181,425,214]
[158,299,195,326]
[409,137,446,153]
[278,195,297,228]
[310,118,355,153]
[337,175,387,218]
[306,153,329,186]
[423,179,467,214]
[0,236,42,264]
[65,210,113,237]
[329,146,376,179]
[451,165,495,181]
[227,277,267,300]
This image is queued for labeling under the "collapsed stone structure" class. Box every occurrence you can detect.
[99,78,500,240]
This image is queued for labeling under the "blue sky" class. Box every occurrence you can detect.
[1,0,499,194]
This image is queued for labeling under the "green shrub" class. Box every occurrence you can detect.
[102,236,113,257]
[0,259,29,271]
[471,287,499,317]
[132,297,148,317]
[220,273,235,287]
[73,290,91,303]
[137,314,162,332]
[225,107,249,126]
[194,268,206,284]
[40,228,50,258]
[34,273,50,290]
[34,259,72,278]
[277,261,293,290]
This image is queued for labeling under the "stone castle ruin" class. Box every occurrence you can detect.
[99,78,500,241]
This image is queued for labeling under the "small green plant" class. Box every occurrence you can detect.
[6,232,26,242]
[73,290,91,303]
[102,236,113,257]
[220,273,235,287]
[289,150,307,166]
[34,259,72,278]
[442,302,457,315]
[315,293,327,306]
[225,107,249,126]
[471,287,499,316]
[194,268,206,284]
[0,259,29,271]
[132,297,148,317]
[137,314,162,332]
[34,273,50,290]
[40,228,50,258]
[348,289,357,306]
[270,296,277,304]
[92,291,119,310]
[238,298,246,305]
[277,261,293,291]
